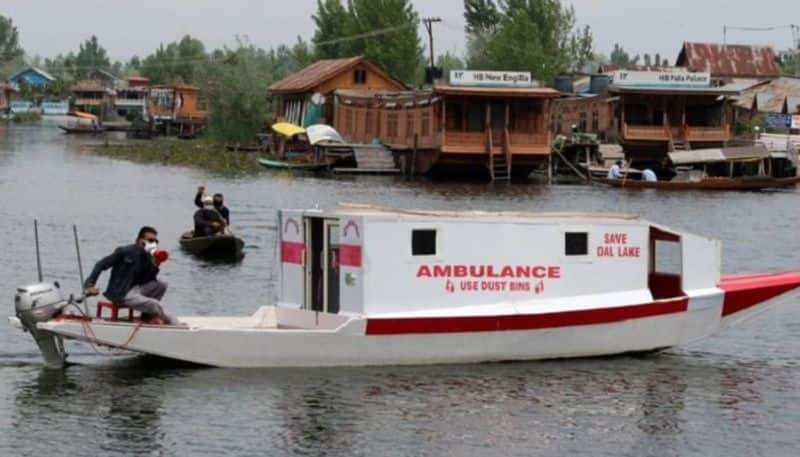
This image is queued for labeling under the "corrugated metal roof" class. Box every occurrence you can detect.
[734,77,800,112]
[269,56,405,94]
[677,42,780,78]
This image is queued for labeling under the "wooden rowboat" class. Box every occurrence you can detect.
[594,175,800,191]
[58,125,106,134]
[257,157,329,171]
[179,231,245,260]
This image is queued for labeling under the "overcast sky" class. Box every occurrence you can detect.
[3,0,799,64]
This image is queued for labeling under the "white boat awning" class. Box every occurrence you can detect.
[306,124,344,145]
[668,145,770,165]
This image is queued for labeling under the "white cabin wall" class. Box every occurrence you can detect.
[278,210,305,308]
[338,216,365,314]
[361,218,651,316]
[681,233,721,291]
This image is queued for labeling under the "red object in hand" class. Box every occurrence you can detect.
[153,249,169,265]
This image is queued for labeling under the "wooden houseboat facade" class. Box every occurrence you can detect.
[334,71,559,179]
[609,70,738,165]
[147,84,208,136]
[269,56,407,127]
[71,80,115,113]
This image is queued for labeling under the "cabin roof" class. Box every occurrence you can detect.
[733,77,800,112]
[9,66,56,83]
[668,145,770,165]
[328,203,638,221]
[677,42,781,78]
[269,56,406,94]
[71,80,114,93]
[433,84,560,98]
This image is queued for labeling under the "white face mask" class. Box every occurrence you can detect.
[143,241,158,254]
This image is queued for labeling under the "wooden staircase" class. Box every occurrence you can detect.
[487,128,511,181]
[672,138,690,152]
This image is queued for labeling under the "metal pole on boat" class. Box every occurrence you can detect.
[34,219,43,282]
[73,225,88,316]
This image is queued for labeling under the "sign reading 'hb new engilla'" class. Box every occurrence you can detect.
[449,70,539,88]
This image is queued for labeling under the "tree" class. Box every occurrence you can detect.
[141,35,207,84]
[464,0,595,83]
[464,0,500,34]
[437,51,465,74]
[67,35,111,79]
[292,36,315,69]
[780,53,800,76]
[312,0,351,59]
[346,0,424,84]
[0,15,24,79]
[610,43,640,68]
[198,41,278,143]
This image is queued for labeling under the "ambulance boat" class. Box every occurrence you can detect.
[11,204,800,368]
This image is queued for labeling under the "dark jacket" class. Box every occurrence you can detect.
[84,244,159,303]
[195,192,230,225]
[194,208,225,237]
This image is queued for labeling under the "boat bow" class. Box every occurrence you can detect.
[719,271,800,327]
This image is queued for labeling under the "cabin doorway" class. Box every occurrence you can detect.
[648,227,685,300]
[304,217,340,313]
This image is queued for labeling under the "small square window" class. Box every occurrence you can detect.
[412,229,437,256]
[353,69,367,84]
[565,232,588,256]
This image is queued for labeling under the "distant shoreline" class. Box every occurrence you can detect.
[88,138,264,174]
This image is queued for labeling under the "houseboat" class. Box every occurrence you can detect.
[609,69,738,171]
[269,56,407,127]
[11,204,800,369]
[71,80,115,113]
[115,76,150,118]
[334,70,559,180]
[147,84,208,137]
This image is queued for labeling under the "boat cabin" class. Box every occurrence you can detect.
[668,145,797,181]
[609,70,739,165]
[277,205,720,317]
[116,77,150,117]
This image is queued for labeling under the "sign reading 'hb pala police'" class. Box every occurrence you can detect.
[449,70,538,88]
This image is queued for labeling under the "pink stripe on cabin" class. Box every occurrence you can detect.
[281,241,305,264]
[339,244,362,267]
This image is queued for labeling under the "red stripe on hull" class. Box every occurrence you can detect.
[281,241,305,264]
[366,298,689,335]
[719,272,800,317]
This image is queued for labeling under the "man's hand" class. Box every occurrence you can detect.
[197,185,205,194]
[84,286,100,297]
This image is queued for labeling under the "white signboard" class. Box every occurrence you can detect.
[792,115,800,130]
[450,70,537,88]
[610,70,711,88]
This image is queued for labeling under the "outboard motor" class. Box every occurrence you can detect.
[14,282,69,369]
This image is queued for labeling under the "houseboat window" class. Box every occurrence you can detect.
[353,69,367,84]
[412,229,437,256]
[421,110,431,136]
[565,232,588,256]
[446,102,464,130]
[579,112,587,132]
[467,102,486,132]
[591,110,599,131]
[406,112,414,139]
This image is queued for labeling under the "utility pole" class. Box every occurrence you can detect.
[422,17,442,68]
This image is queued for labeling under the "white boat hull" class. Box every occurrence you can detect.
[34,290,770,368]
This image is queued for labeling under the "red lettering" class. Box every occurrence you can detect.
[417,265,431,278]
[515,266,531,278]
[548,266,561,279]
[500,266,515,278]
[454,265,468,277]
[486,265,499,278]
[468,265,486,277]
[604,233,628,244]
[532,266,546,278]
[433,265,452,277]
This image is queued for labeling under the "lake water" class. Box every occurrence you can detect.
[1,119,799,456]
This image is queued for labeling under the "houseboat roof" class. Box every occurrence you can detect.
[328,203,638,221]
[269,56,406,94]
[668,145,771,165]
[433,83,560,98]
[71,80,114,93]
[608,85,740,96]
[677,42,780,78]
[9,66,56,83]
